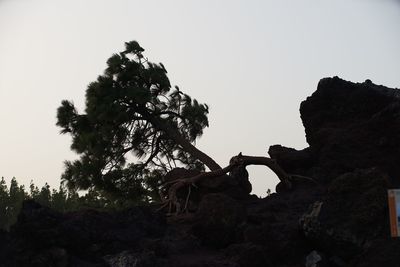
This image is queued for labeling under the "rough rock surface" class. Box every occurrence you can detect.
[2,77,400,266]
[4,200,166,266]
[299,77,400,184]
[192,193,246,248]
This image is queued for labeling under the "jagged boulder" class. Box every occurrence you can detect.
[300,168,389,260]
[244,183,324,266]
[163,166,253,213]
[299,76,400,184]
[268,145,314,177]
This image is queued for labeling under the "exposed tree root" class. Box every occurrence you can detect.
[157,163,237,214]
[158,153,317,215]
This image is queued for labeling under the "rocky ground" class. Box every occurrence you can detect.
[2,77,400,266]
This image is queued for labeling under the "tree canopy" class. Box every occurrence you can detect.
[57,41,221,201]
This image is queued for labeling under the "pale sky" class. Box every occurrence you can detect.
[0,0,399,196]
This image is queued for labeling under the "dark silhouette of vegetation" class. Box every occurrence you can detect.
[0,177,118,230]
[57,41,221,202]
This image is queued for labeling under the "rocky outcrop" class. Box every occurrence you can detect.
[300,168,390,260]
[2,77,400,266]
[271,77,400,266]
[4,200,166,266]
[192,193,246,248]
[299,77,400,184]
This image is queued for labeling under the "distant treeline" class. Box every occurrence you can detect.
[0,177,131,230]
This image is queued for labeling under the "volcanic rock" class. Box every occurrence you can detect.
[192,193,246,248]
[2,77,400,266]
[299,76,400,184]
[5,199,166,266]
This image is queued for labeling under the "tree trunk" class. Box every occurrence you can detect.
[142,111,222,171]
[165,128,222,171]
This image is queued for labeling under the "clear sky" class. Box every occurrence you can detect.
[0,0,399,196]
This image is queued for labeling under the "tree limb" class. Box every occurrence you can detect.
[158,153,317,215]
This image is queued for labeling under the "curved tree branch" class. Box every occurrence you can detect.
[158,153,317,215]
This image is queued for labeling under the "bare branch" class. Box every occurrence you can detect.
[158,153,317,215]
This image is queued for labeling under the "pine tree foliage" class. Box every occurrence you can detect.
[56,41,220,201]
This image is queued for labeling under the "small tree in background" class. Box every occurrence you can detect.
[51,185,68,212]
[7,178,27,227]
[35,183,51,207]
[56,41,221,202]
[0,178,9,228]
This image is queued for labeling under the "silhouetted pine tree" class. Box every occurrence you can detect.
[56,41,221,202]
[0,178,8,229]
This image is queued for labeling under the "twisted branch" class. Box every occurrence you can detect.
[158,153,316,214]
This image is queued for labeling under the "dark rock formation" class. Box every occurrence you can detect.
[300,168,390,260]
[192,193,246,248]
[299,76,400,184]
[2,77,400,266]
[271,77,400,266]
[4,199,166,266]
[163,166,253,213]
